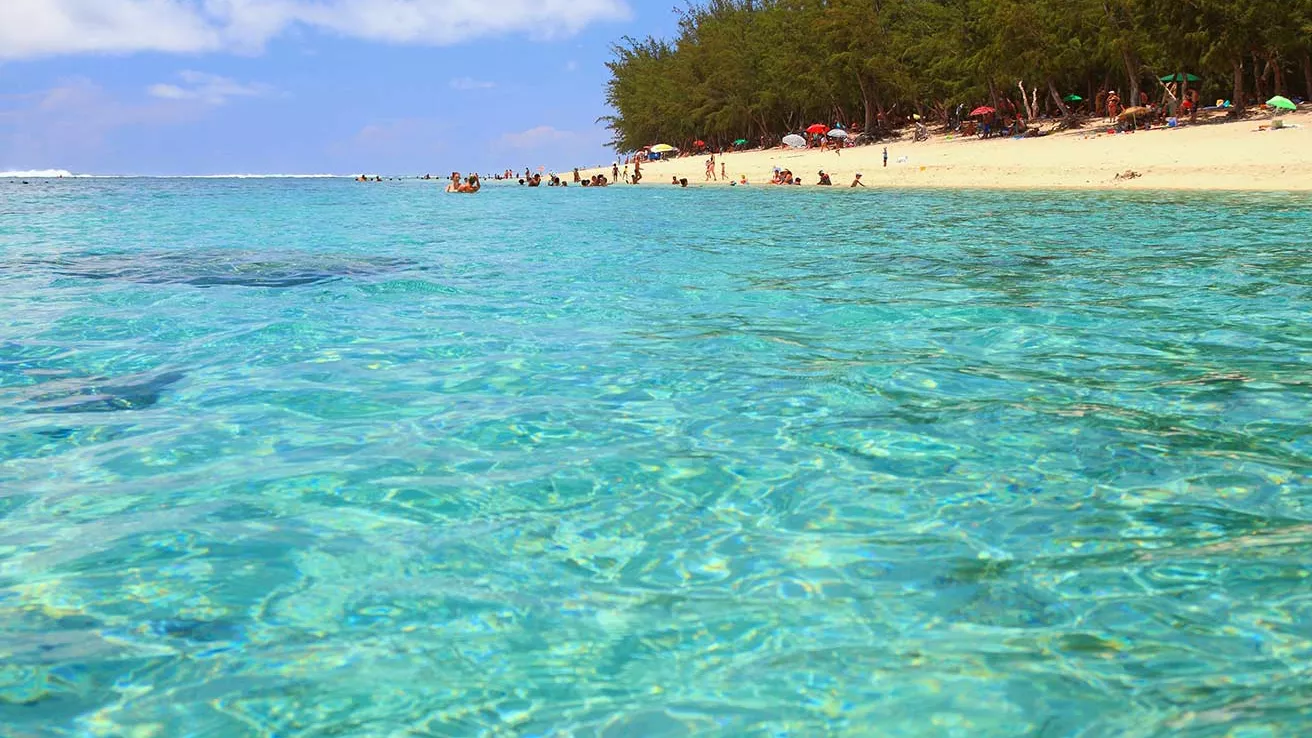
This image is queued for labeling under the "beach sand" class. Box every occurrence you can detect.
[584,111,1312,191]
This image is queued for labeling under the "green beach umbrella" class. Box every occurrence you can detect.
[1268,96,1297,111]
[734,138,748,145]
[1064,94,1083,102]
[1160,73,1201,83]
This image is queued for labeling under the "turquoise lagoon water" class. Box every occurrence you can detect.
[1,178,1310,737]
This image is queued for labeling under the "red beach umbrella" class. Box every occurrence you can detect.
[805,123,828,134]
[693,140,706,148]
[969,106,996,117]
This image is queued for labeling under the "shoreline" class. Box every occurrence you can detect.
[580,111,1312,192]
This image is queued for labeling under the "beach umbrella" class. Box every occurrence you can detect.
[1064,94,1083,102]
[805,123,828,134]
[650,144,677,153]
[782,134,806,148]
[733,138,748,146]
[969,105,995,117]
[1268,96,1297,111]
[1160,73,1201,83]
[693,140,706,147]
[828,129,848,139]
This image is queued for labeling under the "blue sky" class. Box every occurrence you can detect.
[0,1,679,175]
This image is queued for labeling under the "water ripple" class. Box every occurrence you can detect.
[1,179,1311,736]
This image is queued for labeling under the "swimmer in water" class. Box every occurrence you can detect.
[457,174,481,193]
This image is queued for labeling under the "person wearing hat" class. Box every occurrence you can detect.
[817,170,832,186]
[850,173,865,188]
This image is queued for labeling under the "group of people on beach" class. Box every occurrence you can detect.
[766,168,864,187]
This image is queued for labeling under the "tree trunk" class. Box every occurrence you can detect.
[1047,77,1071,117]
[1253,52,1266,102]
[854,74,871,131]
[1122,47,1141,108]
[1233,58,1246,115]
[1271,53,1286,96]
[1303,51,1312,100]
[1018,81,1035,119]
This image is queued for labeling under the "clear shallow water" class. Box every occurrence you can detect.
[1,179,1310,737]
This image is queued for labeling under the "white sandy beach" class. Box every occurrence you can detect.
[583,111,1312,191]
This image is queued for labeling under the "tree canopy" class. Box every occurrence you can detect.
[603,0,1312,152]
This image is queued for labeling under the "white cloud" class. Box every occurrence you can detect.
[449,77,495,91]
[0,0,631,59]
[498,126,581,150]
[565,60,580,72]
[147,71,273,105]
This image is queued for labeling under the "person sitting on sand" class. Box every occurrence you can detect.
[672,176,680,185]
[817,170,832,186]
[793,177,802,186]
[739,175,748,185]
[680,178,689,188]
[850,173,865,187]
[1107,91,1122,120]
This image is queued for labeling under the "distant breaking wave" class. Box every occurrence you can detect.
[3,171,346,179]
[174,174,343,179]
[1,169,82,178]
